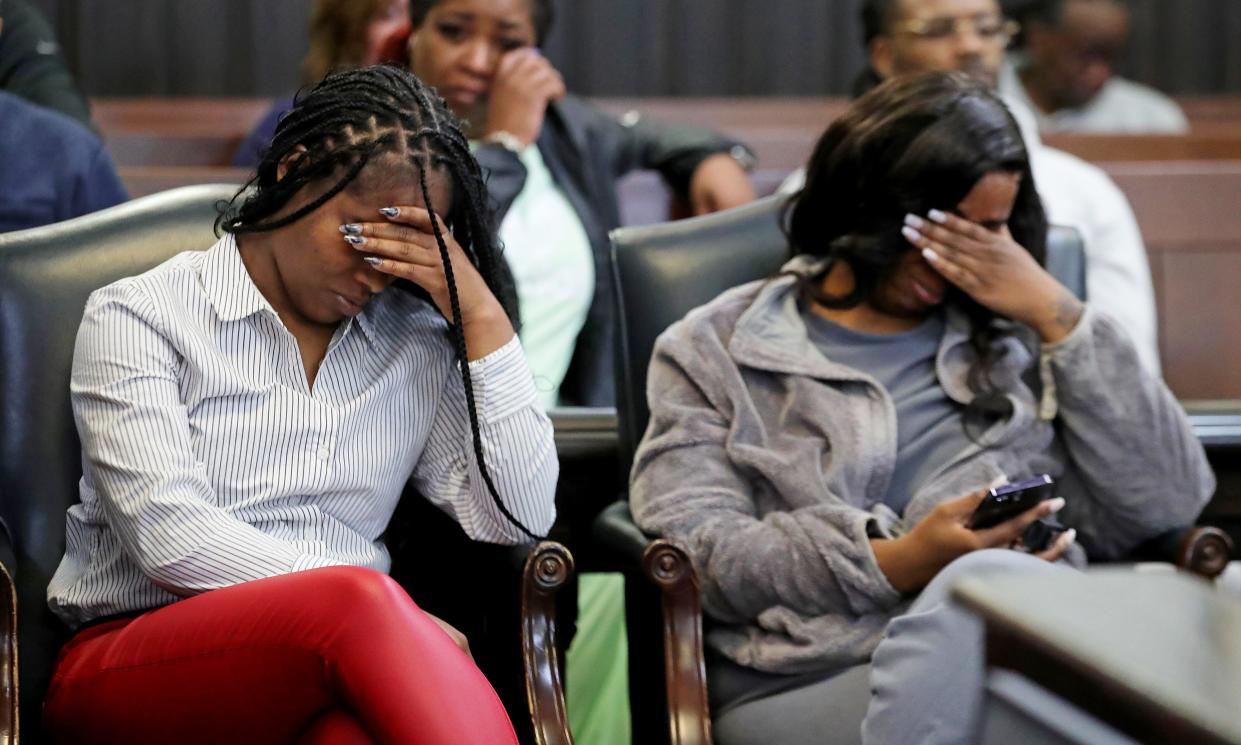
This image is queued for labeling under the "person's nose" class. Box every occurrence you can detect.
[359,268,393,296]
[953,24,987,57]
[459,39,495,77]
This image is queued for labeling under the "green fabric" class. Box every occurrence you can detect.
[567,573,631,745]
[496,144,594,409]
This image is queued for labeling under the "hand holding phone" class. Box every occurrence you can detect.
[968,474,1056,530]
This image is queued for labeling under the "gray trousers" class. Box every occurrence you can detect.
[713,549,1062,745]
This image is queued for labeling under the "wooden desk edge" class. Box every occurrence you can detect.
[954,577,1241,745]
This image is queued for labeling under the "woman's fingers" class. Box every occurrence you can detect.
[1033,528,1077,563]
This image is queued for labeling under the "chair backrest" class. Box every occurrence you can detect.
[0,184,238,739]
[610,195,790,471]
[609,194,1086,476]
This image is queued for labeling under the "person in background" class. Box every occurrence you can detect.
[633,72,1212,745]
[0,1,127,232]
[787,0,1162,375]
[408,0,757,409]
[44,65,556,744]
[999,0,1189,134]
[232,0,413,167]
[0,0,92,127]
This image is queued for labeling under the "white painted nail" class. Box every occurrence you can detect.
[1046,497,1066,513]
[1063,528,1077,545]
[921,248,939,263]
[904,213,924,229]
[901,225,922,243]
[928,209,948,223]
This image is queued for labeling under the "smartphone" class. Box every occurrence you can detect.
[968,474,1056,530]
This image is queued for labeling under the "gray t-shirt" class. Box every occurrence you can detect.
[804,310,971,514]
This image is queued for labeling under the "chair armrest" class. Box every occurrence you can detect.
[517,541,575,745]
[1130,526,1233,579]
[642,537,713,745]
[0,519,17,742]
[592,501,713,745]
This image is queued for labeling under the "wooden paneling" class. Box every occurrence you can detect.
[1105,162,1241,400]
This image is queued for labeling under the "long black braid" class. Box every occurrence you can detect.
[217,64,540,540]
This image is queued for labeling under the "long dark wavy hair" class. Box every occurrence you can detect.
[216,64,538,539]
[785,71,1049,424]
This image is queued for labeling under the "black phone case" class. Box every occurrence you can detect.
[968,477,1056,530]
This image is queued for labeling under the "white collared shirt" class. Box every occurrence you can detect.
[48,235,557,627]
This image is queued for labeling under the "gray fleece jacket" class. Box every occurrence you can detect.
[630,257,1214,675]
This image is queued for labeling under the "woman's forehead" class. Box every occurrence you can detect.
[346,163,455,212]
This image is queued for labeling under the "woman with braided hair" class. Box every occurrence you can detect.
[44,64,556,745]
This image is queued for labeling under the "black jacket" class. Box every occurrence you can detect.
[474,95,750,406]
[0,0,92,127]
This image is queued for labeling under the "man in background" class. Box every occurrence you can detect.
[0,0,91,126]
[0,0,127,232]
[1000,0,1188,134]
[789,0,1160,374]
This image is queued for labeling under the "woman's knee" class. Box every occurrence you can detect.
[918,549,1055,608]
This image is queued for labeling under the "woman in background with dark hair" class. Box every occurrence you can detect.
[45,65,555,745]
[233,0,412,167]
[409,0,757,407]
[631,72,1211,745]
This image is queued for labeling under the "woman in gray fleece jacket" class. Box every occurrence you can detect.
[630,73,1214,745]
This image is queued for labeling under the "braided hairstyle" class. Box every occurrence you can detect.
[217,64,540,540]
[785,72,1049,440]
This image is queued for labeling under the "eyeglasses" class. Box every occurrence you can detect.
[893,15,1020,43]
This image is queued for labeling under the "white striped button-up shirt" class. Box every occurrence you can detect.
[48,235,558,627]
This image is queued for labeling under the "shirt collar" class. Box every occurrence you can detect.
[199,234,276,323]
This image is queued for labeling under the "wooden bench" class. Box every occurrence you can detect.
[1108,161,1241,401]
[92,96,1241,170]
[118,167,249,199]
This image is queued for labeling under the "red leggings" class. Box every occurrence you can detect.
[43,566,519,745]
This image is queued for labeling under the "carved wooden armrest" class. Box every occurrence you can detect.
[1131,526,1233,579]
[0,521,18,742]
[593,501,713,745]
[643,538,712,745]
[518,541,575,745]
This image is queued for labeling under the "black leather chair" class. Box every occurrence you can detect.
[0,186,575,745]
[593,194,1233,745]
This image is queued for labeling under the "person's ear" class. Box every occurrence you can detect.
[276,145,309,182]
[870,36,896,79]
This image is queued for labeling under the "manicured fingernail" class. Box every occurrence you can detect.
[363,256,381,266]
[904,213,925,229]
[343,234,367,247]
[379,207,400,218]
[921,248,939,263]
[1063,528,1077,545]
[1046,497,1066,513]
[901,225,922,243]
[989,474,1009,489]
[339,223,362,235]
[928,209,948,224]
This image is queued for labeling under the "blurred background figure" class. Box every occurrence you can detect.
[408,0,755,410]
[0,0,91,126]
[789,0,1161,375]
[1000,0,1189,134]
[0,0,127,233]
[232,0,412,166]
